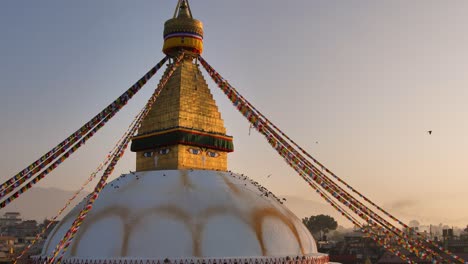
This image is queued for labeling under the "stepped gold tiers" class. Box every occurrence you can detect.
[36,1,331,264]
[131,0,230,171]
[130,59,233,171]
[163,0,204,56]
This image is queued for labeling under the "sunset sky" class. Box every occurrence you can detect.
[1,1,467,227]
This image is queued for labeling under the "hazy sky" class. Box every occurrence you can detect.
[1,1,468,227]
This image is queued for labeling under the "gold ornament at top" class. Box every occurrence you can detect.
[163,0,204,56]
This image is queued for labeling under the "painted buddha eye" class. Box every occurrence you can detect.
[143,152,153,158]
[158,148,170,155]
[187,148,201,155]
[206,151,219,158]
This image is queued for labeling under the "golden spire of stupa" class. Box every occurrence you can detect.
[131,0,233,171]
[162,0,204,57]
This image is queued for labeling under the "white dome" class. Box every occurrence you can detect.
[42,170,319,259]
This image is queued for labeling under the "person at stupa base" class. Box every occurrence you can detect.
[36,1,334,263]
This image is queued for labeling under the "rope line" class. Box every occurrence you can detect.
[196,57,463,263]
[260,120,447,261]
[198,56,459,264]
[287,154,416,264]
[0,117,109,209]
[49,53,184,264]
[265,121,462,262]
[13,106,148,264]
[0,56,168,199]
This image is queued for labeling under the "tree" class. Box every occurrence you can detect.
[302,214,338,239]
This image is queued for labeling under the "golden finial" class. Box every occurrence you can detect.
[163,0,204,56]
[173,0,192,19]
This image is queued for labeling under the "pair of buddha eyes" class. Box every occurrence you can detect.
[187,148,219,157]
[143,148,170,157]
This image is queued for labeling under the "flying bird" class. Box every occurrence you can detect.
[267,174,272,178]
[427,130,432,135]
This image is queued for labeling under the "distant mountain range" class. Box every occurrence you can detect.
[0,187,89,222]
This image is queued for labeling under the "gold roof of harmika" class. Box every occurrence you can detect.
[131,58,233,171]
[163,0,204,56]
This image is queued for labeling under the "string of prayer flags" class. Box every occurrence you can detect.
[49,53,185,264]
[0,56,169,199]
[198,55,459,264]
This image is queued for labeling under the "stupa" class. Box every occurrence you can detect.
[38,1,331,263]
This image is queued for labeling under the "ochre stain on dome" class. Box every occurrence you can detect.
[42,171,316,258]
[196,206,245,256]
[251,207,305,255]
[131,205,197,255]
[70,206,130,256]
[218,172,241,195]
[67,205,306,257]
[44,206,81,251]
[70,205,195,257]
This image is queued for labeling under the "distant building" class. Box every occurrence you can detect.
[0,214,57,263]
[0,236,15,264]
[377,251,431,264]
[15,220,38,238]
[377,228,468,263]
[0,212,22,228]
[326,229,384,264]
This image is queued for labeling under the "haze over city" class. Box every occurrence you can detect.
[1,1,467,228]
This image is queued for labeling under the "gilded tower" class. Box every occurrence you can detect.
[39,1,325,261]
[131,0,233,171]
